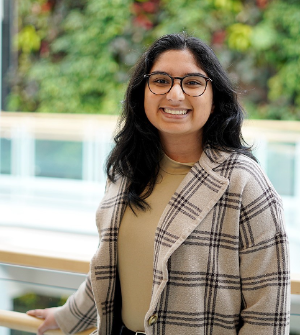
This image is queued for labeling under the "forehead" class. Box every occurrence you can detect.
[150,49,206,75]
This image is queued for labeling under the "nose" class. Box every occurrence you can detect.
[166,80,185,101]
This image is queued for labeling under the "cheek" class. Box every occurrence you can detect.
[208,88,214,112]
[144,89,158,114]
[144,91,153,122]
[144,86,151,110]
[203,93,214,115]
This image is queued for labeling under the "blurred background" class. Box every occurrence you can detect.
[0,0,299,334]
[2,0,300,119]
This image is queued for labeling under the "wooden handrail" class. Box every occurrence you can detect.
[0,226,98,274]
[0,247,90,274]
[0,112,118,141]
[1,112,300,142]
[0,245,299,293]
[292,273,300,295]
[0,310,96,335]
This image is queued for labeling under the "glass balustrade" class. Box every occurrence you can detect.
[0,266,299,334]
[0,263,85,335]
[35,140,83,180]
[291,295,300,335]
[0,138,11,175]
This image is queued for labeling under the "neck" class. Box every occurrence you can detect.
[160,133,203,163]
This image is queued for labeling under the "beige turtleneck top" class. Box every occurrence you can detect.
[117,154,194,331]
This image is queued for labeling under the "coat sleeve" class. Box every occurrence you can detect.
[54,273,97,334]
[238,169,290,334]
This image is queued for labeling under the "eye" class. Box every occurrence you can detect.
[183,76,206,87]
[154,78,169,84]
[186,80,202,86]
[149,74,171,86]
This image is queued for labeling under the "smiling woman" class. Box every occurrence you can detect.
[27,33,290,335]
[143,49,214,162]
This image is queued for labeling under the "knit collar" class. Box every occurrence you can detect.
[160,153,195,175]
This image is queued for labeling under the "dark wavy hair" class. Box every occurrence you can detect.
[106,33,255,211]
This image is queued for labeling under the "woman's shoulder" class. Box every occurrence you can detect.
[203,145,261,174]
[104,175,127,194]
[203,146,278,195]
[216,149,283,206]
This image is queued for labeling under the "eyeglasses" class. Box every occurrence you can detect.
[144,72,212,97]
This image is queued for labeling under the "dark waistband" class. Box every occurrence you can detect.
[119,324,146,335]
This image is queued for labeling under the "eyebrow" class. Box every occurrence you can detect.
[150,71,207,77]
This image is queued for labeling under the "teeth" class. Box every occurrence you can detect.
[164,109,188,115]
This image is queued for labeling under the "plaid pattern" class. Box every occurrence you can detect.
[54,274,97,334]
[55,147,290,335]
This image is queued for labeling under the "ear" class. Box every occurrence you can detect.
[210,104,215,114]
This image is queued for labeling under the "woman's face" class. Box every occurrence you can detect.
[144,49,214,147]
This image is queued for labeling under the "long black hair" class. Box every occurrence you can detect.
[106,33,255,211]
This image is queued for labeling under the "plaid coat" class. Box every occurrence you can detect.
[55,147,290,335]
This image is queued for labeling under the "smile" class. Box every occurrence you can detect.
[163,108,189,115]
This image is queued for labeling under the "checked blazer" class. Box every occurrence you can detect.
[55,147,290,335]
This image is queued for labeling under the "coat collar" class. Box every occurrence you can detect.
[153,146,230,255]
[202,145,232,168]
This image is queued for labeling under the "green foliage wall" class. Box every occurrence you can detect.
[6,0,300,119]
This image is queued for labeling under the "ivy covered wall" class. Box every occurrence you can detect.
[5,0,300,119]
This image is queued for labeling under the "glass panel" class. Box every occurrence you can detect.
[0,264,82,335]
[11,293,68,335]
[0,138,11,174]
[1,272,299,334]
[291,295,300,335]
[35,140,83,179]
[267,142,296,196]
[0,282,73,335]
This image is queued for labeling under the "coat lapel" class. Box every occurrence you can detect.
[150,147,230,310]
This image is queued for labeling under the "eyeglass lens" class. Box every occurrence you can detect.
[148,73,207,96]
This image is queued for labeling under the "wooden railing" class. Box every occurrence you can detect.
[0,226,98,274]
[0,310,96,335]
[293,273,300,295]
[1,112,300,142]
[0,247,299,293]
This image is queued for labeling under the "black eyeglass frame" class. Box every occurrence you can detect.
[144,72,213,97]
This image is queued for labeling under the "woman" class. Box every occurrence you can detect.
[28,33,290,335]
